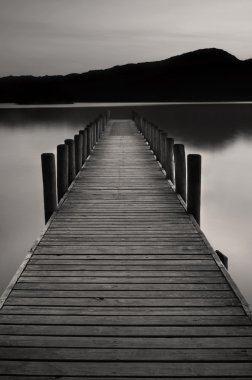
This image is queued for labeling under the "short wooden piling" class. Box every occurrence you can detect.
[57,144,68,202]
[64,139,75,186]
[187,154,201,224]
[41,153,57,223]
[174,144,186,202]
[216,250,228,269]
[165,137,174,182]
[74,134,83,174]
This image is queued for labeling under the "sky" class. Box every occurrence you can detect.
[0,0,252,76]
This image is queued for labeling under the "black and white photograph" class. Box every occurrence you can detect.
[0,0,251,378]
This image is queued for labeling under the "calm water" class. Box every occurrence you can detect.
[0,103,252,307]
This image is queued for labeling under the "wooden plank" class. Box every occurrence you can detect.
[0,335,251,348]
[10,290,235,298]
[1,306,245,315]
[0,325,251,336]
[14,282,230,290]
[17,275,227,283]
[0,347,251,361]
[0,315,249,325]
[0,361,252,377]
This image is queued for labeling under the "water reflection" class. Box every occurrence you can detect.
[0,104,252,306]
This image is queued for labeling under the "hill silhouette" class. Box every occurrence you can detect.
[0,48,252,103]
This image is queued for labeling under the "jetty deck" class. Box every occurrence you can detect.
[0,119,251,378]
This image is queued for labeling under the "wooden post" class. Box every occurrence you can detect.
[41,153,57,224]
[89,123,93,150]
[187,154,201,224]
[64,139,75,185]
[165,137,174,182]
[93,122,97,145]
[91,124,94,150]
[157,129,163,162]
[79,130,85,164]
[107,110,110,124]
[161,132,167,168]
[150,124,155,151]
[74,134,83,174]
[86,125,91,156]
[147,122,150,144]
[139,118,143,134]
[102,115,105,131]
[92,122,96,147]
[216,250,228,269]
[154,127,159,158]
[57,144,68,202]
[83,128,88,160]
[96,121,99,143]
[174,144,186,202]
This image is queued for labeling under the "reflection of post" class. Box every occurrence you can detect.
[41,153,57,223]
[187,154,201,225]
[174,144,186,202]
[57,144,68,203]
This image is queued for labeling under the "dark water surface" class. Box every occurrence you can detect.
[0,103,252,306]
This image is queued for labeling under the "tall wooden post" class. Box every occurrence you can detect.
[64,139,75,185]
[57,144,68,202]
[86,126,91,156]
[154,127,159,158]
[79,130,85,164]
[139,118,143,134]
[174,144,186,202]
[41,153,57,224]
[96,121,99,143]
[165,137,174,182]
[157,129,163,162]
[147,122,150,145]
[161,132,167,168]
[150,124,155,151]
[74,134,83,174]
[83,128,88,161]
[92,122,96,147]
[187,154,201,224]
[89,123,93,151]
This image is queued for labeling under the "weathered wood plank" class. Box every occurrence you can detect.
[1,361,252,377]
[10,290,234,298]
[1,306,245,315]
[0,336,251,348]
[0,347,251,361]
[0,315,249,325]
[0,325,251,336]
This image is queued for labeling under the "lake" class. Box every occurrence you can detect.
[0,103,252,307]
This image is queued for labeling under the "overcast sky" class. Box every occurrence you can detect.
[0,0,252,76]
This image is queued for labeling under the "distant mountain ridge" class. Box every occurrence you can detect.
[1,48,252,103]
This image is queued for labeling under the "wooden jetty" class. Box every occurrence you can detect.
[0,112,251,378]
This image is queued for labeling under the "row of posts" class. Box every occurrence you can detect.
[41,111,110,223]
[132,111,201,225]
